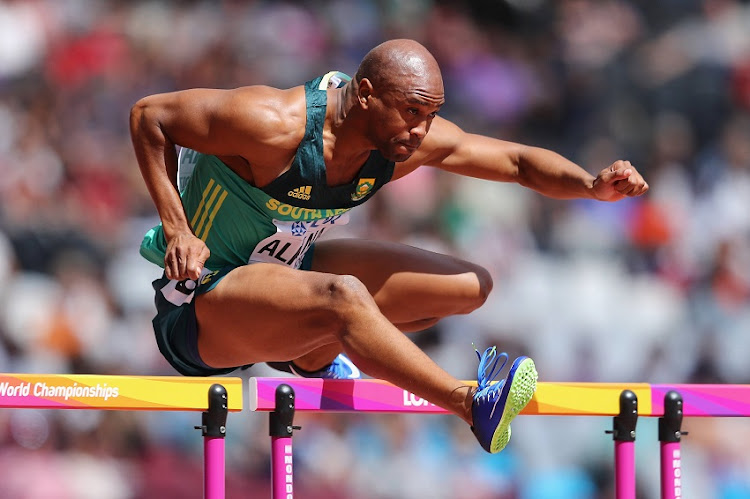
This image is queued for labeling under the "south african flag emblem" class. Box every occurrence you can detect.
[351,178,376,201]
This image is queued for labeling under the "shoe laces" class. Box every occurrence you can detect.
[474,346,508,418]
[475,346,508,391]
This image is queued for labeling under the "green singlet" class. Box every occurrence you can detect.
[140,71,395,272]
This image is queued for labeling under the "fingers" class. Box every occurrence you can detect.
[613,172,649,198]
[164,235,209,281]
[600,160,634,183]
[165,251,179,281]
[603,160,649,197]
[165,250,206,281]
[164,252,183,281]
[187,245,210,280]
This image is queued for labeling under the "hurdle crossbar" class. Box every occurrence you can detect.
[0,374,244,499]
[0,373,243,411]
[249,378,750,417]
[249,377,750,499]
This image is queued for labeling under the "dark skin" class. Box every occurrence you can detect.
[131,39,648,425]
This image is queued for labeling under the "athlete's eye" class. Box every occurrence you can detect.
[407,108,419,115]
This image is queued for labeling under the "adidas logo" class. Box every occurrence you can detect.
[288,186,312,201]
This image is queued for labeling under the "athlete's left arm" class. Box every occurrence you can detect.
[396,117,648,202]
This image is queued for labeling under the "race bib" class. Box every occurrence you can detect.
[249,213,350,268]
[158,268,218,307]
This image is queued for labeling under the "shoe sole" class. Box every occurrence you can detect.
[489,357,538,453]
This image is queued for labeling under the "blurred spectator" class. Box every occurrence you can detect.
[0,1,749,497]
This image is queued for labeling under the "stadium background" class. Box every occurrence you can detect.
[0,0,749,497]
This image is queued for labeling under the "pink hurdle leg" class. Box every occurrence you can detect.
[205,437,226,499]
[197,384,228,499]
[659,391,685,499]
[660,442,682,499]
[608,390,638,499]
[615,441,636,499]
[270,384,300,499]
[272,436,294,499]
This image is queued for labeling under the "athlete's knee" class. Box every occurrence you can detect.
[461,264,493,313]
[322,274,376,326]
[326,274,372,307]
[475,265,493,303]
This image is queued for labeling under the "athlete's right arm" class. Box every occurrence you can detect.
[129,86,298,280]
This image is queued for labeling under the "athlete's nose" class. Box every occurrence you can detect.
[410,119,428,141]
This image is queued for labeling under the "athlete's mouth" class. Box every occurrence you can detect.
[398,142,419,152]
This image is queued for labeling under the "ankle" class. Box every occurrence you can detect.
[460,386,476,426]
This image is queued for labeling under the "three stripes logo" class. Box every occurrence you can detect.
[288,185,312,201]
[191,179,228,242]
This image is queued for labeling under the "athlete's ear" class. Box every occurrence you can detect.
[358,78,373,108]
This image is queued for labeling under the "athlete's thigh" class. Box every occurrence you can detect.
[194,263,345,367]
[310,238,492,323]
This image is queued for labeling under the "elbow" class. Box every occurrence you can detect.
[130,99,146,139]
[515,166,531,189]
[129,96,166,141]
[129,98,151,136]
[514,155,536,190]
[510,145,533,188]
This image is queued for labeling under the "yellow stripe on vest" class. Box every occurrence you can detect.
[193,183,223,238]
[190,178,216,229]
[198,190,229,242]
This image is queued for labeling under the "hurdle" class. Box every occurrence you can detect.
[0,373,243,499]
[249,378,750,499]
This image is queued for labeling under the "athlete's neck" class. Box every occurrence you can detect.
[324,84,373,182]
[331,81,357,127]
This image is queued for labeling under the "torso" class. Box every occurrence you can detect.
[142,73,395,271]
[217,73,369,190]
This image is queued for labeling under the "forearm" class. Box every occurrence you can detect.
[516,146,597,199]
[419,125,599,200]
[130,99,192,240]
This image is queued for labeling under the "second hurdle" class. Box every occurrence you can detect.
[250,377,750,499]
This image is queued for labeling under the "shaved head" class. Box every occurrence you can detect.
[348,39,445,162]
[355,39,443,91]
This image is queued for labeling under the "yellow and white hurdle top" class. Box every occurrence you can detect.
[0,373,243,411]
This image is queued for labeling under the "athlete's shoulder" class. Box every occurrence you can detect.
[224,84,307,148]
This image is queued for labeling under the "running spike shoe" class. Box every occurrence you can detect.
[267,353,362,379]
[471,346,538,453]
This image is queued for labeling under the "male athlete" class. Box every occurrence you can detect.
[130,39,648,454]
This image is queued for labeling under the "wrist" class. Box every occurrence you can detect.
[162,220,193,242]
[584,176,599,199]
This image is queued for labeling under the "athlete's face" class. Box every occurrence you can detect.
[367,74,444,162]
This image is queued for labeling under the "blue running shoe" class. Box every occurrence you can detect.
[267,353,362,379]
[471,346,537,454]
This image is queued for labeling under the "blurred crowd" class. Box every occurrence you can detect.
[0,0,749,497]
